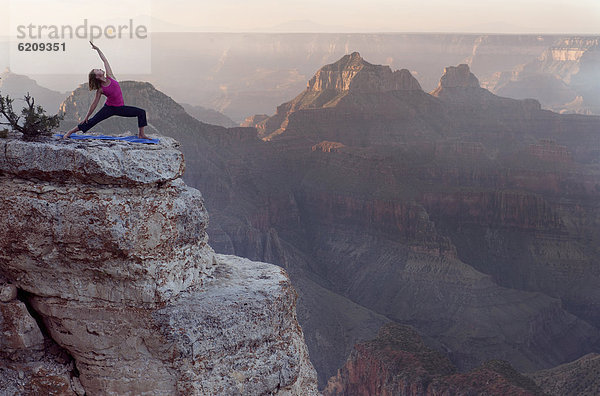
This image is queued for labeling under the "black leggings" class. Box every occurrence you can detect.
[77,104,147,133]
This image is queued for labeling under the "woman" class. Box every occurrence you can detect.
[63,41,150,139]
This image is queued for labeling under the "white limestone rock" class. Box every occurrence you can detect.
[30,254,319,395]
[0,134,185,186]
[0,175,213,306]
[0,134,318,395]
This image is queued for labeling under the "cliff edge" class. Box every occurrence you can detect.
[0,132,318,395]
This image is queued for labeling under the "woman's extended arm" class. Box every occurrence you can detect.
[82,90,102,122]
[89,41,115,79]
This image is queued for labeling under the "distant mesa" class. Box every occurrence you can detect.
[250,53,546,143]
[254,51,425,140]
[0,68,68,115]
[307,51,422,93]
[430,63,481,96]
[180,102,238,128]
[429,62,543,112]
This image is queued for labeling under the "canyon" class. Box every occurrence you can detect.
[2,33,598,121]
[53,48,600,393]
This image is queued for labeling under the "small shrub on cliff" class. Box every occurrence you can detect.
[0,91,64,141]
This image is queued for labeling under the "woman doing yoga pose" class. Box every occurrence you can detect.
[63,41,149,139]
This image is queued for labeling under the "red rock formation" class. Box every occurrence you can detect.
[324,323,545,396]
[433,140,486,158]
[312,141,346,153]
[294,189,457,258]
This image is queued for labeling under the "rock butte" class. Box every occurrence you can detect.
[0,133,318,395]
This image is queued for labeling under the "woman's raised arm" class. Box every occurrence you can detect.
[89,41,115,79]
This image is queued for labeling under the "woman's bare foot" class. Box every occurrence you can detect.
[138,128,150,139]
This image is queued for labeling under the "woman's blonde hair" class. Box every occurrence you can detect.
[88,69,102,91]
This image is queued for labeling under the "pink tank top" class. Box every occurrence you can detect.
[101,77,124,106]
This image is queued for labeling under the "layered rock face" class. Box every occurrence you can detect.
[0,133,318,394]
[0,275,77,395]
[323,323,546,396]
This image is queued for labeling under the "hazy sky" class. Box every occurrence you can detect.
[0,0,599,34]
[149,0,600,33]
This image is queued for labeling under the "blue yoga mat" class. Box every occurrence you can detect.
[55,133,160,144]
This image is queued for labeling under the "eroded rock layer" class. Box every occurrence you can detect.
[0,134,318,395]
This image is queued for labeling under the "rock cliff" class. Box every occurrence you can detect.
[0,132,318,395]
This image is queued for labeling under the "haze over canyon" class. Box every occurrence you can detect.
[1,30,599,395]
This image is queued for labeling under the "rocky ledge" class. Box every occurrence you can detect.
[0,133,318,395]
